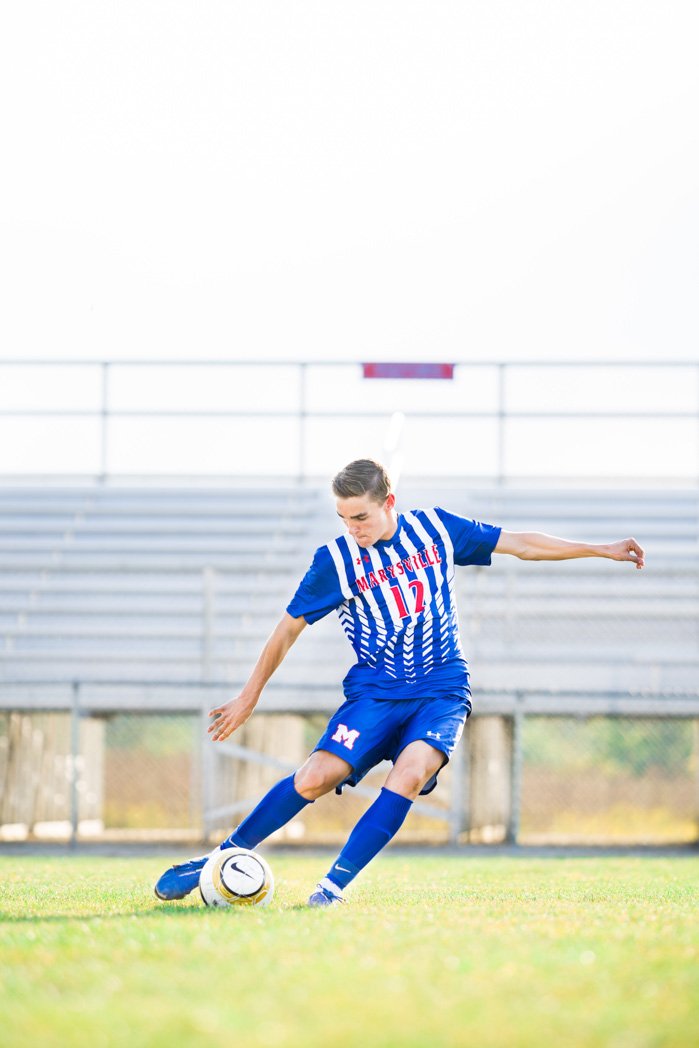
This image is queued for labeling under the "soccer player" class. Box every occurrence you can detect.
[155,459,645,906]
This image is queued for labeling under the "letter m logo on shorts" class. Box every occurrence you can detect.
[331,723,361,750]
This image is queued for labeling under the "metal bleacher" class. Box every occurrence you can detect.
[0,484,327,710]
[409,483,699,707]
[1,481,698,716]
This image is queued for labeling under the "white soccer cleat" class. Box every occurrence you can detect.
[307,879,345,907]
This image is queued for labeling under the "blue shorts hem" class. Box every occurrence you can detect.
[312,738,360,772]
[313,695,470,798]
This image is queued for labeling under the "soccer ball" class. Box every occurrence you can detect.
[199,847,274,909]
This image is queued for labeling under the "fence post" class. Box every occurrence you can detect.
[449,733,466,844]
[200,569,217,841]
[200,690,217,843]
[70,682,81,848]
[506,699,524,844]
[694,720,699,840]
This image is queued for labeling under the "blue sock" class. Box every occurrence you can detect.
[221,773,311,850]
[325,787,412,891]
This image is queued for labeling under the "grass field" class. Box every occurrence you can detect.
[1,852,698,1048]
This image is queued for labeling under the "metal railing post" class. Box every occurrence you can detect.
[497,363,506,485]
[506,699,524,844]
[696,363,699,488]
[99,362,110,482]
[298,362,308,480]
[70,681,81,848]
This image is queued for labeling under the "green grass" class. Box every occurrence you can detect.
[1,854,698,1047]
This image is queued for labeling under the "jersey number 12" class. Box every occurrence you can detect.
[390,580,425,619]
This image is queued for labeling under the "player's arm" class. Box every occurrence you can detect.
[493,531,645,569]
[208,612,307,742]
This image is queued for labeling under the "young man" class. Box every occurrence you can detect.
[155,459,644,906]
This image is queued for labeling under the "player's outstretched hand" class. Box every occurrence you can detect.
[208,695,255,742]
[607,537,645,569]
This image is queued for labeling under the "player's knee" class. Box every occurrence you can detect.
[386,763,429,800]
[294,761,336,800]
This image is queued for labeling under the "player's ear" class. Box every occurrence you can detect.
[385,493,396,510]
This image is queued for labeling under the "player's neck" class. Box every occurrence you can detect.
[379,510,399,543]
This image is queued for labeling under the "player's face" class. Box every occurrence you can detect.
[336,492,398,547]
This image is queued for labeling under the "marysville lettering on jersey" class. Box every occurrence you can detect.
[355,544,443,593]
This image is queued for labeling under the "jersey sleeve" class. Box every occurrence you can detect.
[434,507,501,566]
[286,545,347,624]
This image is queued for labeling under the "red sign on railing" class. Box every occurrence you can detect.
[362,362,454,380]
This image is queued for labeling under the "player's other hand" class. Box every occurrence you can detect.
[607,537,645,569]
[208,695,255,742]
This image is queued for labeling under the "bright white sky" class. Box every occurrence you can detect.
[2,0,698,364]
[0,3,697,477]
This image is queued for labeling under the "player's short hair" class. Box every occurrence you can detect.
[332,459,392,503]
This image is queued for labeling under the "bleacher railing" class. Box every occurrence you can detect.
[1,358,697,481]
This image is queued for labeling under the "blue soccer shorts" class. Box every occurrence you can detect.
[313,694,471,797]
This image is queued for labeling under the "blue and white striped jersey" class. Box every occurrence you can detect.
[286,508,501,702]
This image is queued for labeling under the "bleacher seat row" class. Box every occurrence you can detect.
[1,483,697,697]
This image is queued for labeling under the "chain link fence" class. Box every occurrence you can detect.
[2,706,697,846]
[520,716,699,844]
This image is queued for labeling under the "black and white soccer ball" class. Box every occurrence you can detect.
[199,847,274,909]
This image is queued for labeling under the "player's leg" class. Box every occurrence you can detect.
[154,750,349,900]
[310,697,469,906]
[225,749,351,847]
[309,741,443,906]
[383,738,447,798]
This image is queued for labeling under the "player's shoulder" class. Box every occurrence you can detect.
[309,534,353,567]
[404,506,458,525]
[404,506,442,519]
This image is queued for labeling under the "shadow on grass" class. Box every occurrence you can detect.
[0,897,326,922]
[0,903,212,925]
[0,900,334,923]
